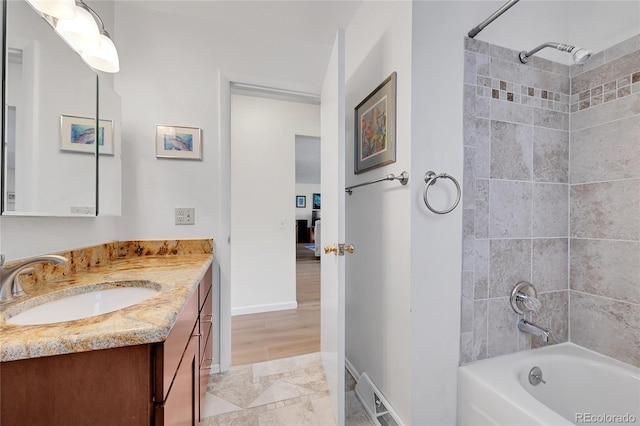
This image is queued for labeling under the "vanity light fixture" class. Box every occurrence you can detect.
[25,0,76,19]
[54,0,120,73]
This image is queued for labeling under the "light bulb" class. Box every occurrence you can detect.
[82,31,120,73]
[26,0,76,19]
[54,5,99,53]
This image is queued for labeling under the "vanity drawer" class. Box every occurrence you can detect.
[199,289,213,362]
[199,265,212,309]
[154,288,199,401]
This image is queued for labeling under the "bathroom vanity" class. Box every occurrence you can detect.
[0,240,214,426]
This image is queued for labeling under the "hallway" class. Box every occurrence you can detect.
[231,243,320,366]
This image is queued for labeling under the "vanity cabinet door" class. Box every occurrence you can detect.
[154,334,198,426]
[199,289,214,420]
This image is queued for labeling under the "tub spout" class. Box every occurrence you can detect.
[518,319,550,343]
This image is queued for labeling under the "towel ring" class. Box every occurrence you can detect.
[423,171,461,215]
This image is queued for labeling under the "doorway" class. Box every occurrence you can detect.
[229,87,321,366]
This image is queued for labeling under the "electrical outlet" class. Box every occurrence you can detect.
[70,206,95,215]
[175,207,195,225]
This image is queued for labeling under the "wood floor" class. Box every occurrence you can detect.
[231,243,320,366]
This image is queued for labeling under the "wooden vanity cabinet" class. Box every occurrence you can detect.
[154,265,213,425]
[0,265,214,426]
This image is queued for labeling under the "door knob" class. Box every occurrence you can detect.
[324,244,355,256]
[325,245,338,255]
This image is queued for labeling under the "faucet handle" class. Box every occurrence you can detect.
[517,292,542,312]
[511,281,541,314]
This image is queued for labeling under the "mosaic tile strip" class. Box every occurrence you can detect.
[476,76,570,113]
[571,71,640,112]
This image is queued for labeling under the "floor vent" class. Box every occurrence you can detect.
[354,372,404,426]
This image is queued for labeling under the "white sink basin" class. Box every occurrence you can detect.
[6,287,159,325]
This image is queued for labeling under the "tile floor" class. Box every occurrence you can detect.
[201,352,374,426]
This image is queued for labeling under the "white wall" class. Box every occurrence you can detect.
[344,2,413,423]
[230,94,319,314]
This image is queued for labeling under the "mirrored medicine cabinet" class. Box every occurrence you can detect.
[1,0,121,217]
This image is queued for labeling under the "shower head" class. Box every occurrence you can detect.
[519,42,593,65]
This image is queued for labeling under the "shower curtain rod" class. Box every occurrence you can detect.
[468,0,520,39]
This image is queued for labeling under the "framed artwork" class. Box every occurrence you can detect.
[296,195,306,208]
[312,193,321,210]
[156,125,202,160]
[60,115,114,155]
[354,72,397,174]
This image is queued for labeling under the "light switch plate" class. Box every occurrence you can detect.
[175,207,195,225]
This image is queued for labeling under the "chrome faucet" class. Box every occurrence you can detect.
[0,254,67,302]
[518,319,551,343]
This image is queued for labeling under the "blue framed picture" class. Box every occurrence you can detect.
[312,193,321,210]
[296,195,306,208]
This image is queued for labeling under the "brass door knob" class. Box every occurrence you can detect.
[325,245,338,254]
[345,244,355,253]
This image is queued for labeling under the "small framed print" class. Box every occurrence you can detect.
[156,125,202,160]
[296,195,306,208]
[60,115,114,155]
[354,72,397,174]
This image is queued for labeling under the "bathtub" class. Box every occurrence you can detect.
[458,343,640,425]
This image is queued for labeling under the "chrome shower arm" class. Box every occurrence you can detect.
[519,42,575,63]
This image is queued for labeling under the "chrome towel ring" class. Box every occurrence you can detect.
[423,171,461,214]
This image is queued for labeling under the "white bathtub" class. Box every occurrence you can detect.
[458,343,640,425]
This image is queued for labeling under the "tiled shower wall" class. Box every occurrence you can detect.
[460,35,640,366]
[568,35,640,367]
[460,37,570,364]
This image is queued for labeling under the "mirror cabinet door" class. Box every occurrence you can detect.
[2,0,110,217]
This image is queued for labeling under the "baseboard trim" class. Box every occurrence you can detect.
[345,356,361,382]
[231,301,298,316]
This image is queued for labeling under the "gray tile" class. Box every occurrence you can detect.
[570,179,640,240]
[477,54,490,78]
[474,119,491,178]
[464,51,477,85]
[531,291,569,349]
[460,332,473,365]
[570,291,640,367]
[604,35,640,63]
[489,44,523,65]
[462,209,475,271]
[533,127,569,183]
[531,56,570,76]
[487,297,519,357]
[463,147,475,208]
[570,116,640,184]
[491,99,533,125]
[473,300,488,361]
[474,239,489,300]
[489,180,532,238]
[475,180,489,238]
[477,95,490,119]
[570,51,605,78]
[463,84,477,125]
[464,113,490,149]
[571,93,640,131]
[532,239,569,293]
[464,37,490,55]
[570,239,640,304]
[530,68,570,94]
[533,108,569,130]
[490,121,533,181]
[489,239,532,298]
[572,51,640,94]
[532,183,569,237]
[461,270,474,333]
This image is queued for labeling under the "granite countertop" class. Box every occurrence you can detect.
[0,240,213,362]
